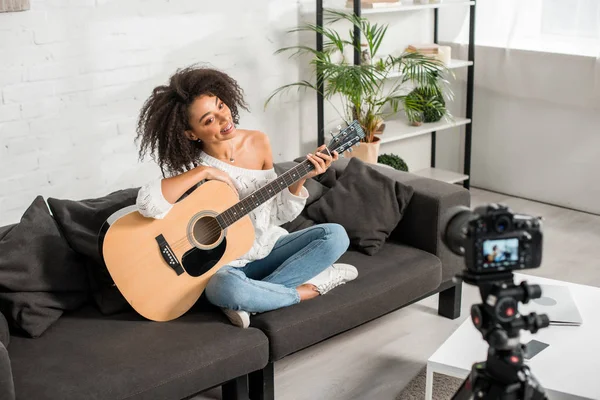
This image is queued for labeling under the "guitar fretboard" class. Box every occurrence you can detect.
[216,160,314,228]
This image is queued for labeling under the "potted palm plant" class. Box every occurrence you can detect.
[265,9,452,163]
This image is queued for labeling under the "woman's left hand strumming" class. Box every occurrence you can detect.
[288,144,338,196]
[305,144,339,180]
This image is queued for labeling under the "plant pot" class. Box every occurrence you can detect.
[343,136,381,164]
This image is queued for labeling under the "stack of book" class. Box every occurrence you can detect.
[406,43,439,56]
[346,0,401,9]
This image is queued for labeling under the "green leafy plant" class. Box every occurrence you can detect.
[265,9,453,143]
[403,85,447,125]
[377,153,409,172]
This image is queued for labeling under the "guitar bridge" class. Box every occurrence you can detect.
[155,234,184,276]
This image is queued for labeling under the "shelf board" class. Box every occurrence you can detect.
[412,167,469,184]
[346,1,475,15]
[379,116,470,144]
[385,59,473,79]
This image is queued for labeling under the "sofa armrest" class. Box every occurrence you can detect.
[392,176,471,284]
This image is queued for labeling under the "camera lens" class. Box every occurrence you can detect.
[495,216,511,233]
[443,206,479,256]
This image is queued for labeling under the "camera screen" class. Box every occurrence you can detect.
[483,238,519,267]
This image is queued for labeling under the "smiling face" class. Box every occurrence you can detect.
[184,94,237,144]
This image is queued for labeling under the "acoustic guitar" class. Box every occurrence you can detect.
[98,121,365,321]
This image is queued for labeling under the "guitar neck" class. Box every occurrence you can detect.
[216,159,315,228]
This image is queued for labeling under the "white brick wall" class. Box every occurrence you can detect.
[0,0,304,225]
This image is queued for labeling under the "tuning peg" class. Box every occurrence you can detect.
[347,147,353,153]
[336,124,342,131]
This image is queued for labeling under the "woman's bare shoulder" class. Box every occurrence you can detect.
[237,129,270,151]
[236,129,272,169]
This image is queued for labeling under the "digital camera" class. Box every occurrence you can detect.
[444,204,543,273]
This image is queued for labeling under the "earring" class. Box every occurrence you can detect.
[197,139,201,143]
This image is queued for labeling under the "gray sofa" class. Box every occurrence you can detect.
[0,158,469,400]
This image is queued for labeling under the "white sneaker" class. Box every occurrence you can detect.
[304,263,358,295]
[221,308,250,328]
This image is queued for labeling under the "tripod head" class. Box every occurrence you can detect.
[452,271,550,400]
[460,270,550,350]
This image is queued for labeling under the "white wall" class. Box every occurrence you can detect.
[0,0,304,225]
[438,5,600,215]
[468,46,600,215]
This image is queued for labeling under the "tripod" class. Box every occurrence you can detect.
[451,271,550,400]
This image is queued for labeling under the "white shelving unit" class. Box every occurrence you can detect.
[314,0,476,185]
[386,59,473,79]
[412,167,469,183]
[303,1,475,16]
[362,1,475,185]
[379,115,471,184]
[347,1,475,15]
[380,116,471,144]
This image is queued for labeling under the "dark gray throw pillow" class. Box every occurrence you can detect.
[47,188,139,315]
[306,157,415,255]
[0,196,89,338]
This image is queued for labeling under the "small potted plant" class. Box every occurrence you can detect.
[402,84,449,126]
[377,153,409,171]
[265,9,450,163]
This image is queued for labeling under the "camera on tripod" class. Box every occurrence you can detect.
[444,203,543,274]
[442,204,550,400]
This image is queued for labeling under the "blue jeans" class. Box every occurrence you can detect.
[205,223,349,313]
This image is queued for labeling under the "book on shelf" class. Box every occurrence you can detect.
[407,43,439,55]
[346,0,401,9]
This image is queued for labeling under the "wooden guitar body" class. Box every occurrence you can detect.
[99,180,254,322]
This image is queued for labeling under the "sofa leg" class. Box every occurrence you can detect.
[438,283,462,320]
[222,375,249,400]
[249,362,274,400]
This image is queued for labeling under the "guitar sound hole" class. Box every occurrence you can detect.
[193,216,222,247]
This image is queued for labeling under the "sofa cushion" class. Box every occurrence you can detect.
[0,197,89,338]
[47,189,139,315]
[8,305,269,400]
[251,241,442,360]
[306,157,415,256]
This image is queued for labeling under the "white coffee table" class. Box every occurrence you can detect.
[426,273,600,400]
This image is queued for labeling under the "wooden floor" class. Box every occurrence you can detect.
[196,188,600,400]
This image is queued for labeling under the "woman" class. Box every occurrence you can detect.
[134,65,357,328]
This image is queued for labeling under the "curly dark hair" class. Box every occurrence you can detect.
[135,65,249,176]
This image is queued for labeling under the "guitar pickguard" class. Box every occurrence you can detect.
[181,237,227,277]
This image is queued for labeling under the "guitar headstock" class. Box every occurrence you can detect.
[326,120,366,155]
